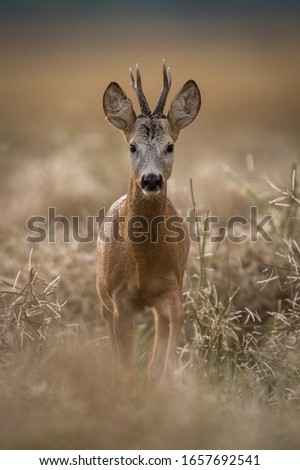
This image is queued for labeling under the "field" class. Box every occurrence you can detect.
[1,16,300,449]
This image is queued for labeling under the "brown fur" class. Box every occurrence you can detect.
[97,65,201,380]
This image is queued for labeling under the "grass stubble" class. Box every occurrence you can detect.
[1,167,300,450]
[1,21,300,450]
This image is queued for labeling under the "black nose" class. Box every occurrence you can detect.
[141,173,163,192]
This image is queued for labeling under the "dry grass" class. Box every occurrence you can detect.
[1,18,300,449]
[0,348,289,449]
[1,170,300,450]
[1,344,300,450]
[0,251,66,355]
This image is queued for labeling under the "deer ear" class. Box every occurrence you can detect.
[168,80,201,133]
[103,82,136,132]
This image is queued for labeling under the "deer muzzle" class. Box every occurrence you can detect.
[141,173,163,195]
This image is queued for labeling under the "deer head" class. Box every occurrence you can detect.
[103,62,201,196]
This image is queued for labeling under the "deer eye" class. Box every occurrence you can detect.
[167,144,174,153]
[129,144,137,153]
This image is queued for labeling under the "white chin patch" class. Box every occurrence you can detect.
[142,188,161,196]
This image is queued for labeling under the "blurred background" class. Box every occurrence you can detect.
[0,0,300,298]
[1,0,300,317]
[1,0,300,450]
[1,1,300,217]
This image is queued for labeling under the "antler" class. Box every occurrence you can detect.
[152,60,172,116]
[129,64,151,117]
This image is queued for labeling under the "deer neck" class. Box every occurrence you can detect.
[125,174,167,221]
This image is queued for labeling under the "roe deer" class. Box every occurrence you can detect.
[97,62,201,380]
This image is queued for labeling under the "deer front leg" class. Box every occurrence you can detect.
[150,292,184,381]
[113,305,135,376]
[149,310,169,380]
[101,304,118,363]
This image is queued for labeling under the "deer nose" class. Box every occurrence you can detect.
[141,173,163,192]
